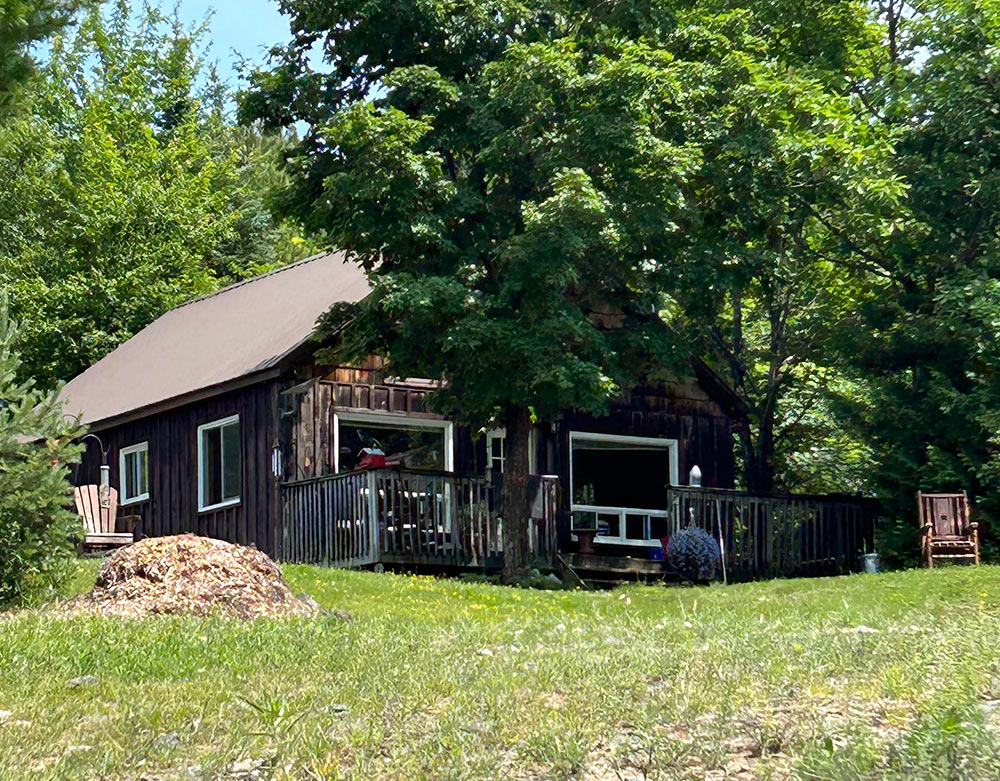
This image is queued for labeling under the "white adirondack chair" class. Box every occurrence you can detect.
[74,485,133,548]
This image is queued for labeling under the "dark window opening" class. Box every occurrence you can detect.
[572,438,671,510]
[339,422,445,472]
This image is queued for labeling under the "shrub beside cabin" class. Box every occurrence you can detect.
[63,252,876,580]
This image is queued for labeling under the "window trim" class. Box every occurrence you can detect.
[486,428,505,473]
[333,410,454,473]
[118,441,150,505]
[484,427,538,474]
[197,414,242,512]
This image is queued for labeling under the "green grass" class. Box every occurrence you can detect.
[4,563,1000,779]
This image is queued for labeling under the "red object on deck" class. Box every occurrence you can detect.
[358,448,386,469]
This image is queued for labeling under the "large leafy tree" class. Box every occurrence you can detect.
[0,0,78,115]
[0,1,316,386]
[243,0,887,574]
[834,0,1000,558]
[243,2,697,578]
[666,44,900,492]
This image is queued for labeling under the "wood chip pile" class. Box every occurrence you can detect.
[64,534,318,619]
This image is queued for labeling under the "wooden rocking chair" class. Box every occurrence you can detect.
[74,485,134,549]
[918,491,979,567]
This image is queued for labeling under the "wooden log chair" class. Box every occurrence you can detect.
[918,491,979,567]
[74,485,135,549]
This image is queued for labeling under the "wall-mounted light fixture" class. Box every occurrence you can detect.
[689,464,702,487]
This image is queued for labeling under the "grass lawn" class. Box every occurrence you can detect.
[3,564,1000,779]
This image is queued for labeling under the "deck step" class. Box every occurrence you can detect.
[564,553,664,576]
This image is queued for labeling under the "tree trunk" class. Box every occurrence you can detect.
[750,416,776,492]
[737,418,776,493]
[501,403,531,583]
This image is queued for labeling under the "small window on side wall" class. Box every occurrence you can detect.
[198,415,241,511]
[486,428,505,473]
[484,427,537,474]
[119,441,149,505]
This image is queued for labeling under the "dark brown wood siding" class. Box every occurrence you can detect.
[283,379,445,481]
[555,380,736,488]
[284,375,735,487]
[549,379,736,550]
[71,370,735,560]
[73,382,280,555]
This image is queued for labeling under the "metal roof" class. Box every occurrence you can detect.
[59,251,370,428]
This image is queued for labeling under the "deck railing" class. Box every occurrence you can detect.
[667,487,878,580]
[279,472,876,579]
[278,468,558,568]
[279,470,377,567]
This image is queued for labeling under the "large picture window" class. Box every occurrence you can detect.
[119,441,149,505]
[570,432,679,545]
[334,412,453,473]
[198,415,241,511]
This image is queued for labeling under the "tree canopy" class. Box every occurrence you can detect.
[829,0,1000,559]
[0,1,317,386]
[0,0,78,115]
[241,0,904,571]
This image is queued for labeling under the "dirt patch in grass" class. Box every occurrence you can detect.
[583,696,917,780]
[59,534,319,619]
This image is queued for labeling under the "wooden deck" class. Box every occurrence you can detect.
[278,468,557,569]
[278,471,879,582]
[668,487,878,580]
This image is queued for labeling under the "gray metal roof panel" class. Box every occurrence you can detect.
[59,251,370,426]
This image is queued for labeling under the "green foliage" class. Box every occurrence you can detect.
[242,0,894,477]
[771,369,876,494]
[659,4,901,492]
[874,514,922,570]
[244,2,749,431]
[831,0,1000,554]
[0,0,78,115]
[0,1,317,386]
[0,303,83,606]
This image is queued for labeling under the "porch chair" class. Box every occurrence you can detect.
[74,485,134,549]
[918,491,979,567]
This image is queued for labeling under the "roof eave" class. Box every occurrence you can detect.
[78,366,284,432]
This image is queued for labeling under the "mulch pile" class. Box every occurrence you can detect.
[63,534,319,619]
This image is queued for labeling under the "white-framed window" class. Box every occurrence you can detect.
[119,441,149,505]
[486,428,505,472]
[334,410,454,473]
[569,432,679,546]
[483,427,538,474]
[198,415,241,511]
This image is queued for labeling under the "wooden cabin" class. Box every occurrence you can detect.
[63,251,876,581]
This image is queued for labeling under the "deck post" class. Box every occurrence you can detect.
[367,469,380,563]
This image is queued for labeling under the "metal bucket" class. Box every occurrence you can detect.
[860,552,880,574]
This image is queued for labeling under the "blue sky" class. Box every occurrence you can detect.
[176,0,291,87]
